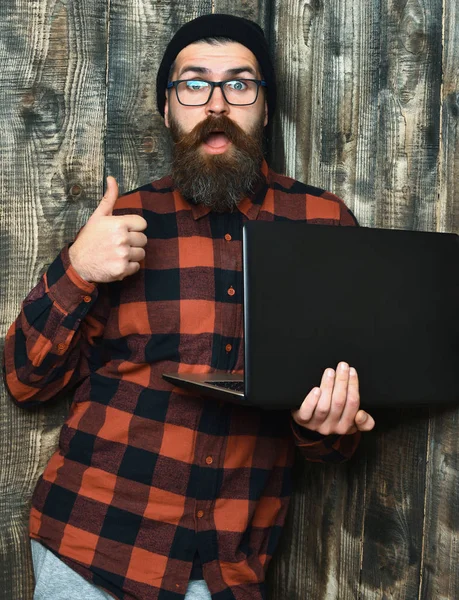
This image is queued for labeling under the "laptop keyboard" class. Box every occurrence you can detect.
[206,380,245,392]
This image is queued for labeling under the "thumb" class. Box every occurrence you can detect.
[95,176,119,216]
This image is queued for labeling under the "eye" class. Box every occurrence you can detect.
[226,80,248,92]
[185,80,209,92]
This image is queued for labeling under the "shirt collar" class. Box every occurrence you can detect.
[172,159,270,221]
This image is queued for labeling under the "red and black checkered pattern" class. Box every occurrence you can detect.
[3,161,360,600]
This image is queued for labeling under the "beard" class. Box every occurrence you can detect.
[169,113,266,213]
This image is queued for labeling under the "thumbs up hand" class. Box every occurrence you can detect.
[68,177,148,283]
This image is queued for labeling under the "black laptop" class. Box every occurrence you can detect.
[163,222,459,410]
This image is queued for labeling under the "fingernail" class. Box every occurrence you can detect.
[327,368,334,378]
[314,388,321,396]
[339,362,349,371]
[350,367,356,376]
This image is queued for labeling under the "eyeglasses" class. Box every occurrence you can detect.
[167,79,267,107]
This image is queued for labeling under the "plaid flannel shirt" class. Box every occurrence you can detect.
[3,160,360,600]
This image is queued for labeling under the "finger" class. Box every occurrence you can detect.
[327,362,351,420]
[118,214,148,232]
[121,261,141,279]
[128,247,146,263]
[292,388,321,424]
[95,176,119,217]
[127,231,148,248]
[338,366,360,428]
[308,368,335,425]
[354,410,375,432]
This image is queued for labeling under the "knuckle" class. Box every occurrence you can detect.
[117,247,129,260]
[314,408,329,419]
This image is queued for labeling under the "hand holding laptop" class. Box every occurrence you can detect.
[291,362,375,435]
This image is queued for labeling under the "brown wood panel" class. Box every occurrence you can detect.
[104,0,213,194]
[0,0,109,597]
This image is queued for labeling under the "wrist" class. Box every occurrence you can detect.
[68,244,92,283]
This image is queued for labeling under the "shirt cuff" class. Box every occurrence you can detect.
[290,416,329,443]
[44,245,98,316]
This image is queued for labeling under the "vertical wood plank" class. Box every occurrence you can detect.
[420,408,459,599]
[373,0,442,231]
[421,4,459,596]
[212,0,271,31]
[359,411,429,599]
[0,0,108,597]
[270,0,383,227]
[437,0,459,233]
[104,0,213,194]
[268,451,367,600]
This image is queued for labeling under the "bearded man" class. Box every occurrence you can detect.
[3,13,375,600]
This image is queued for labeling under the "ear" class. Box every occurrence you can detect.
[264,99,268,127]
[164,94,170,129]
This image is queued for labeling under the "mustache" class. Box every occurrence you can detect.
[172,115,249,151]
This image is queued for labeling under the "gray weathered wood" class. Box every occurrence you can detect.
[105,0,214,194]
[419,6,459,598]
[2,0,459,598]
[0,0,109,597]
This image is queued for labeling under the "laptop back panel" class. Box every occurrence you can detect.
[243,222,459,409]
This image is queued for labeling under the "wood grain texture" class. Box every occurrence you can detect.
[213,0,271,29]
[420,407,459,599]
[268,450,367,600]
[373,0,442,231]
[359,410,429,599]
[437,0,459,234]
[2,0,459,599]
[420,6,459,597]
[0,0,108,597]
[104,0,213,195]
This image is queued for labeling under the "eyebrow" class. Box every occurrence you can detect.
[177,66,259,79]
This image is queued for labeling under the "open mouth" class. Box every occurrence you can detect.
[203,131,231,151]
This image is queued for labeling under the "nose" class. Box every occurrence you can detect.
[205,84,230,116]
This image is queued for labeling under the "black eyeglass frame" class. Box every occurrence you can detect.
[166,79,267,107]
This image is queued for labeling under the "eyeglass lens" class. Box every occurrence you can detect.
[176,80,259,106]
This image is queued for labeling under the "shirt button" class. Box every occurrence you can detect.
[225,344,232,353]
[197,510,204,519]
[227,287,235,297]
[224,233,232,242]
[205,456,213,465]
[83,295,92,303]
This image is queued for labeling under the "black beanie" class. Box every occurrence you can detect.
[156,14,276,122]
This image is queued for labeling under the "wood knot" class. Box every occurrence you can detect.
[21,93,35,108]
[70,184,82,197]
[143,136,156,153]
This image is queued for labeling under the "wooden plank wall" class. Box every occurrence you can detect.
[1,1,458,598]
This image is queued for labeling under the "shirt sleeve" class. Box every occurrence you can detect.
[289,418,361,463]
[2,245,108,407]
